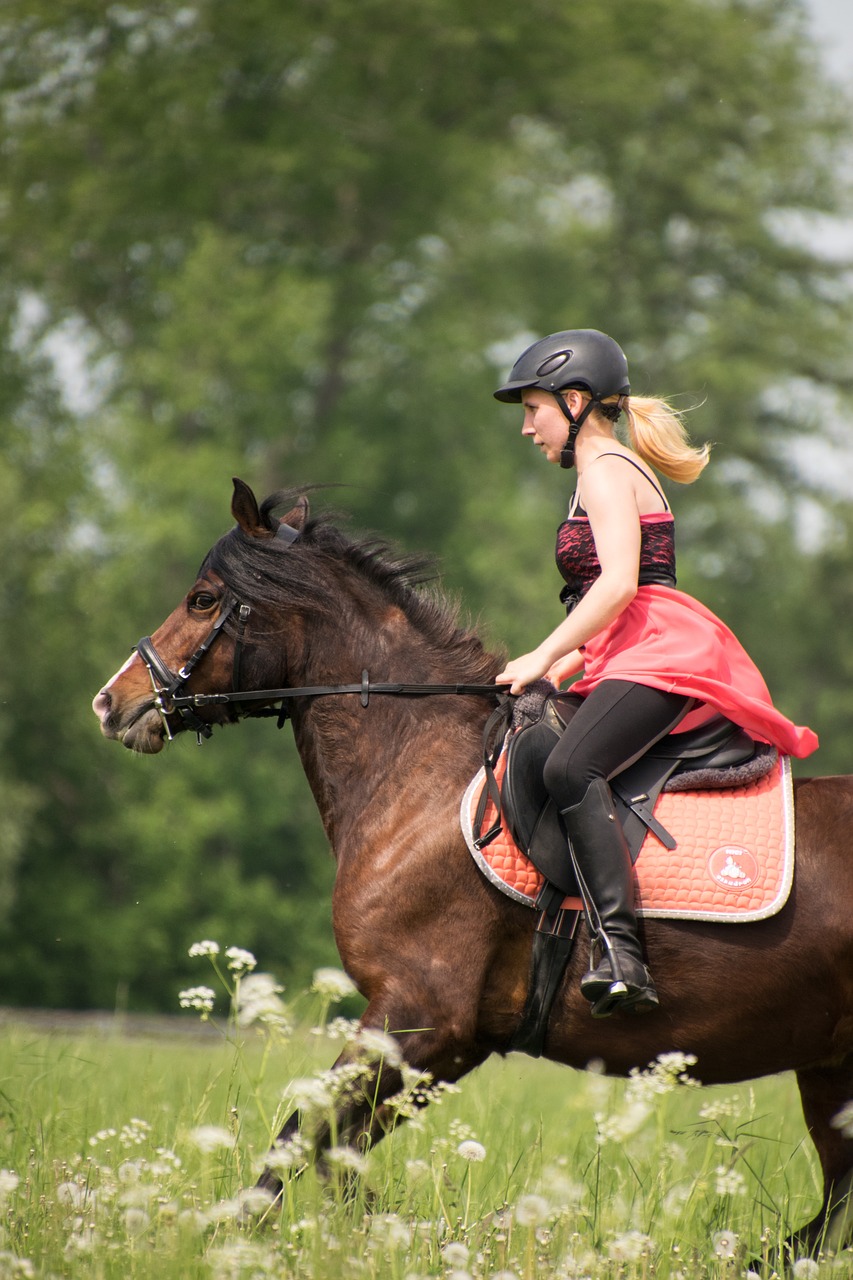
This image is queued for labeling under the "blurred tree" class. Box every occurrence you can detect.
[0,0,850,1007]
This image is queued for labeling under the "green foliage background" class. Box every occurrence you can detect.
[0,0,851,1010]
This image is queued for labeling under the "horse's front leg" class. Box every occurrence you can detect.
[255,997,489,1200]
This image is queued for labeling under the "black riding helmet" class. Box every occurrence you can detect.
[494,329,630,468]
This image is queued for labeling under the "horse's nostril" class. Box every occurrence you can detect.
[93,690,112,718]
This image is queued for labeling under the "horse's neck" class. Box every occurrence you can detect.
[283,610,487,856]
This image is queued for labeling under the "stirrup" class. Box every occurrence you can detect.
[590,978,659,1019]
[580,948,659,1018]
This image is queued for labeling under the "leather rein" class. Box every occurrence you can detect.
[134,521,503,743]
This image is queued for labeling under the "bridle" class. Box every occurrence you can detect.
[134,522,503,744]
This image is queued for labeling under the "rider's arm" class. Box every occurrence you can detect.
[496,460,641,694]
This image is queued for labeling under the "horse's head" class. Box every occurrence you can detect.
[92,478,310,753]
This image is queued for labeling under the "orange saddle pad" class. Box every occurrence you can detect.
[460,751,794,922]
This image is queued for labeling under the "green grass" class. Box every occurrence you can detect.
[0,979,847,1279]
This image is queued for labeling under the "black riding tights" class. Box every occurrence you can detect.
[542,679,693,812]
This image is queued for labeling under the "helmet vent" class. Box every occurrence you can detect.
[536,350,573,378]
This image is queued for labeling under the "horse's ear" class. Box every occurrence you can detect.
[231,477,266,537]
[279,495,309,536]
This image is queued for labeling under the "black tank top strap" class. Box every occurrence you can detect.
[570,452,670,517]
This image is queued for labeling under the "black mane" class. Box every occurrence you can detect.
[200,492,501,684]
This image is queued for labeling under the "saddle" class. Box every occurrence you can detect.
[474,683,774,901]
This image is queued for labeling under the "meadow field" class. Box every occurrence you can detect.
[0,951,844,1280]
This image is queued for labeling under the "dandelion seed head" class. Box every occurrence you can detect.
[607,1230,653,1262]
[187,1125,235,1154]
[441,1241,469,1266]
[122,1207,150,1236]
[714,1164,747,1196]
[177,1208,210,1235]
[0,1253,35,1279]
[456,1139,486,1162]
[711,1229,739,1259]
[514,1193,550,1226]
[0,1171,19,1198]
[792,1260,820,1279]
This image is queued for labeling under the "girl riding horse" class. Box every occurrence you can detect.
[493,329,818,1017]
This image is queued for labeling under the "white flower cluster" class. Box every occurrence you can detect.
[235,973,290,1030]
[311,967,357,1000]
[224,946,256,973]
[596,1052,699,1145]
[188,939,219,958]
[178,985,215,1014]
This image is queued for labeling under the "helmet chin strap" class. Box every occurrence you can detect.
[552,392,597,469]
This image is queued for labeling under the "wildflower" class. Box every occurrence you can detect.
[56,1180,92,1210]
[792,1261,820,1279]
[122,1207,150,1236]
[456,1139,486,1162]
[352,1026,402,1067]
[607,1231,653,1262]
[0,1255,35,1279]
[236,972,289,1029]
[832,1101,853,1136]
[88,1128,117,1147]
[261,1133,310,1176]
[0,1172,19,1199]
[326,1145,369,1176]
[207,1241,279,1278]
[178,985,216,1015]
[595,1098,652,1144]
[177,1208,210,1234]
[119,1117,152,1147]
[187,1125,235,1154]
[312,967,357,1000]
[207,1198,242,1222]
[514,1193,550,1227]
[237,1186,277,1216]
[367,1213,411,1248]
[442,1242,470,1266]
[714,1164,747,1196]
[224,945,257,973]
[711,1230,739,1259]
[285,1075,334,1113]
[188,939,220,958]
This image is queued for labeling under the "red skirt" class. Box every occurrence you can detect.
[570,585,818,759]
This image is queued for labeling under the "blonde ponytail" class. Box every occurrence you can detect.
[608,395,710,484]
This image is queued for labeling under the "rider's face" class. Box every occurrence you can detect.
[519,389,585,465]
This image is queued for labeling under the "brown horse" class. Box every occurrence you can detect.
[93,478,853,1260]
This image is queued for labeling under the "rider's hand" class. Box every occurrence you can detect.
[495,651,551,696]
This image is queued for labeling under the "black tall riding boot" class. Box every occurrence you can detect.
[560,777,659,1018]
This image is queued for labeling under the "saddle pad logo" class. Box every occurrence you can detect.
[707,845,759,891]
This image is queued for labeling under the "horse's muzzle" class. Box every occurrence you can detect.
[92,688,168,754]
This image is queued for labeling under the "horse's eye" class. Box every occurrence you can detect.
[190,592,218,612]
